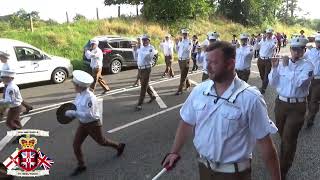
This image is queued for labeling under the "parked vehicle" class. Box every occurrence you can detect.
[83,35,158,74]
[0,38,73,87]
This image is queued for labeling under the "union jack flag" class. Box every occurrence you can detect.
[37,151,54,170]
[20,151,37,170]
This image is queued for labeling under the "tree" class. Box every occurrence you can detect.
[104,0,141,5]
[73,14,86,22]
[105,0,212,24]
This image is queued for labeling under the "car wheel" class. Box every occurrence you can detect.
[51,68,67,84]
[110,59,122,74]
[151,55,158,67]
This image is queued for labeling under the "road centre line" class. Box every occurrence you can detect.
[107,103,184,133]
[0,72,202,124]
[149,86,167,109]
[189,79,199,86]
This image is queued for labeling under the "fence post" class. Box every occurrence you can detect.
[29,15,34,32]
[118,5,121,18]
[66,11,70,23]
[96,8,99,20]
[136,5,139,16]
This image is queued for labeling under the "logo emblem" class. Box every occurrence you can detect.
[3,129,54,177]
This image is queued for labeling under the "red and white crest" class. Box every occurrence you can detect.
[17,148,39,171]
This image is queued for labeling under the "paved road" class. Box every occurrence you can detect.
[1,48,320,180]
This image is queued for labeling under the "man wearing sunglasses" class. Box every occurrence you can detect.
[268,36,314,180]
[304,35,320,128]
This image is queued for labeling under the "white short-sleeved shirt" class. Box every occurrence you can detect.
[177,39,192,60]
[268,58,314,98]
[304,48,320,76]
[74,89,101,124]
[196,52,208,74]
[136,45,155,67]
[235,45,254,70]
[259,39,277,58]
[180,77,277,163]
[161,40,174,56]
[85,47,103,69]
[4,81,23,108]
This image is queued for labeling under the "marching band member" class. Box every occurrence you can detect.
[258,28,277,94]
[304,35,320,128]
[175,29,192,95]
[133,34,156,111]
[235,33,254,82]
[268,36,313,180]
[197,32,219,81]
[0,51,33,114]
[65,70,125,176]
[163,41,280,180]
[161,34,175,78]
[85,39,111,94]
[0,69,23,131]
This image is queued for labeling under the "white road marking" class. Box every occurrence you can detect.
[0,117,31,151]
[149,86,167,109]
[189,79,199,86]
[251,71,260,74]
[0,72,202,124]
[107,103,183,133]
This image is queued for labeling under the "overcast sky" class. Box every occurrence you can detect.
[0,0,319,23]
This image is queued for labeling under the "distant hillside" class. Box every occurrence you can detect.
[0,14,12,21]
[0,17,315,69]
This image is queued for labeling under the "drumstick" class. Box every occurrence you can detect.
[151,168,167,180]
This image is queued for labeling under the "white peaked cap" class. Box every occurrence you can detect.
[240,33,250,39]
[90,39,99,45]
[72,70,94,87]
[290,37,309,47]
[181,29,189,34]
[141,34,150,40]
[266,28,274,33]
[208,35,218,40]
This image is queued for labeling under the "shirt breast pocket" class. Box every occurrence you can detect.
[193,101,207,123]
[221,106,242,138]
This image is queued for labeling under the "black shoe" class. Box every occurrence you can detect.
[148,96,156,103]
[117,143,126,157]
[70,166,86,176]
[259,88,265,94]
[23,107,33,115]
[135,105,142,111]
[170,75,175,78]
[186,83,191,90]
[175,91,183,96]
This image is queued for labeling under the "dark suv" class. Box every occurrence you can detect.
[83,35,158,74]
